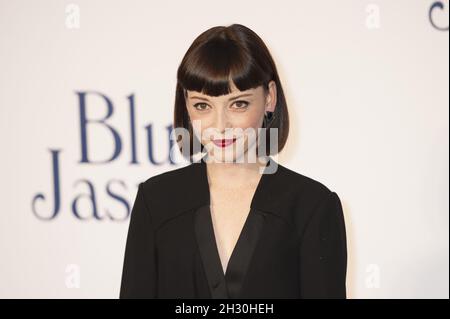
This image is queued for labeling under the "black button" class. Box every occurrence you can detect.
[212,281,221,289]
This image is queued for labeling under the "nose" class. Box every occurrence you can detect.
[214,109,233,136]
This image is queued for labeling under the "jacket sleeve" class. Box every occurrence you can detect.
[298,191,348,299]
[119,182,157,298]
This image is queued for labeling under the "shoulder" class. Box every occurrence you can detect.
[271,164,342,239]
[136,162,207,224]
[271,163,340,223]
[139,163,196,209]
[140,161,336,203]
[275,163,334,203]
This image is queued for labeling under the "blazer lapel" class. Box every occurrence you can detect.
[223,206,265,298]
[192,156,280,299]
[194,204,229,298]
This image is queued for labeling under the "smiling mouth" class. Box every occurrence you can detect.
[212,138,237,148]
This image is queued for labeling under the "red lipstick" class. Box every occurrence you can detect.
[212,138,237,148]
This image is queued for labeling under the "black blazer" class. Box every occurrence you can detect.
[119,157,347,299]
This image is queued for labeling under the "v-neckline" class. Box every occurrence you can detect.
[193,157,271,298]
[210,204,254,279]
[208,189,263,278]
[194,204,266,298]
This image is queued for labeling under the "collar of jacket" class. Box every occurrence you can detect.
[145,155,291,228]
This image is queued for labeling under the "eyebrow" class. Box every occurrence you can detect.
[189,93,253,102]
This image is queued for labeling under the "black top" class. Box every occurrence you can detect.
[120,157,348,299]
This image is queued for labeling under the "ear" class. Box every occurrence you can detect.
[265,80,277,113]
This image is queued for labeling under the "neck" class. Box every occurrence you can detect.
[204,155,269,188]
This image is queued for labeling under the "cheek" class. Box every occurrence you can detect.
[237,111,264,132]
[191,118,216,143]
[190,109,263,142]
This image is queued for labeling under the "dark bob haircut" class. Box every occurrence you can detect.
[173,23,289,161]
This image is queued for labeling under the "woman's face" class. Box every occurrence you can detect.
[185,80,277,163]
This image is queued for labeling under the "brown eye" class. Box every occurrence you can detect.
[193,103,210,111]
[233,100,249,109]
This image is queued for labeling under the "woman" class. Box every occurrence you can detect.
[120,24,347,299]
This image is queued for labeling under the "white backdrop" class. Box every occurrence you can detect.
[0,0,448,298]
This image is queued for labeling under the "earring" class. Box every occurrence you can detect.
[263,111,274,128]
